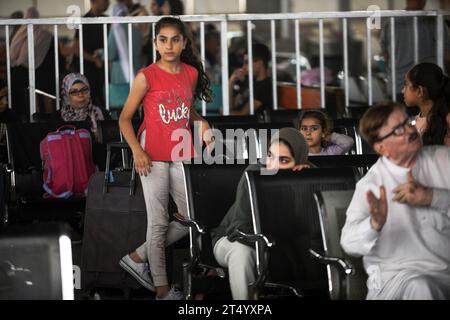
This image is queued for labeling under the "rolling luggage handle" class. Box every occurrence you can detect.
[103,142,137,196]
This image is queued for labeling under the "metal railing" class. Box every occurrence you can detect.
[0,10,448,120]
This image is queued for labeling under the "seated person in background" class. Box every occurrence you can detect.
[341,102,450,300]
[229,43,272,116]
[298,110,354,156]
[0,80,19,163]
[402,62,450,147]
[204,29,221,85]
[0,80,20,124]
[210,127,310,300]
[160,0,184,15]
[53,73,108,139]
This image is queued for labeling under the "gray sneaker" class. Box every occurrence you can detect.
[156,287,185,300]
[119,255,155,292]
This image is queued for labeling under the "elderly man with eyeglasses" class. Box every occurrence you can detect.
[340,101,450,300]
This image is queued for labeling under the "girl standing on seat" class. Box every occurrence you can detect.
[119,17,213,300]
[403,62,450,146]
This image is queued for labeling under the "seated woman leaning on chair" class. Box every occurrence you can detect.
[210,127,312,300]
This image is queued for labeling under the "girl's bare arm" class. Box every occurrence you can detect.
[119,73,152,175]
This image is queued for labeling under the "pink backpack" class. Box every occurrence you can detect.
[40,125,96,199]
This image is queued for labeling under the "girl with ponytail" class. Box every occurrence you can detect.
[403,62,450,146]
[119,17,213,300]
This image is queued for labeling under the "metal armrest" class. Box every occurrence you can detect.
[264,282,303,298]
[309,249,354,275]
[3,164,16,193]
[4,163,13,173]
[236,229,275,248]
[173,215,206,234]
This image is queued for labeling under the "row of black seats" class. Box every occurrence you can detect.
[177,159,377,300]
[205,110,374,155]
[205,106,420,156]
[1,115,378,225]
[1,120,140,225]
[204,105,371,126]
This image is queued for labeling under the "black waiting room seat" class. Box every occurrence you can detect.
[176,162,250,299]
[241,167,358,299]
[312,190,368,300]
[4,122,95,224]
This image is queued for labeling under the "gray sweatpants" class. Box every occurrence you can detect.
[214,237,256,300]
[135,132,189,287]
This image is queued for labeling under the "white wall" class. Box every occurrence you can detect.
[0,0,243,17]
[0,0,87,18]
[141,0,244,14]
[0,0,34,18]
[351,1,390,11]
[0,0,444,19]
[352,0,441,10]
[192,0,242,14]
[291,0,339,13]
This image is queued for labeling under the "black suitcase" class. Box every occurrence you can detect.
[81,142,147,294]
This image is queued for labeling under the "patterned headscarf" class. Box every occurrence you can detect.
[60,73,104,130]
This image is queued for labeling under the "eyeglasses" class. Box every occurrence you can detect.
[376,117,417,142]
[69,87,89,97]
[300,125,321,133]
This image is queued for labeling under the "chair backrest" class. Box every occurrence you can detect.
[96,119,141,145]
[308,154,379,176]
[212,122,294,161]
[314,190,368,300]
[183,163,249,264]
[333,118,359,129]
[346,105,370,119]
[6,122,96,200]
[183,163,249,228]
[246,167,357,297]
[332,118,361,155]
[0,222,73,300]
[97,120,120,145]
[266,109,302,126]
[6,122,92,172]
[204,115,263,126]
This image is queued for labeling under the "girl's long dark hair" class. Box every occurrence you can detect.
[407,62,450,145]
[155,17,212,103]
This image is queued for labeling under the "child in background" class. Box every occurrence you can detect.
[403,62,450,146]
[118,17,213,300]
[298,110,354,156]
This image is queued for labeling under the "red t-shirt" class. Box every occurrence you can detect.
[138,63,198,161]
